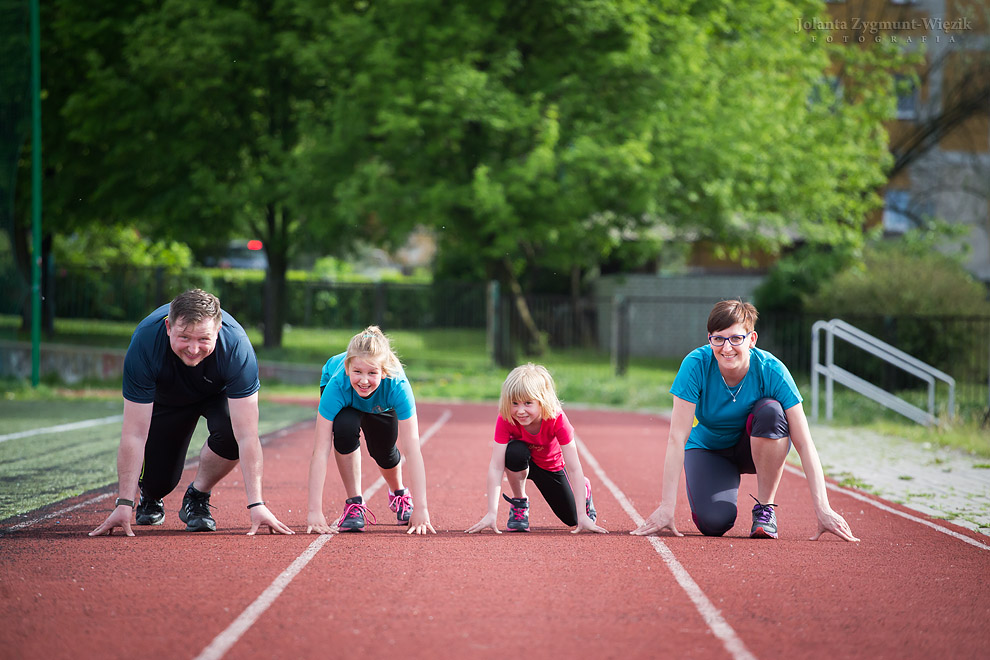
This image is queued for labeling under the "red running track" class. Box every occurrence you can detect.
[1,401,988,660]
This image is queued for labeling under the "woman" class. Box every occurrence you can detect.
[632,299,858,541]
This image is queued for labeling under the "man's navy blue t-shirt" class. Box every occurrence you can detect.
[122,304,260,407]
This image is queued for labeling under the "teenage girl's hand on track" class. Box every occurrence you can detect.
[572,515,608,535]
[810,507,860,542]
[306,510,334,534]
[247,505,295,536]
[465,512,501,534]
[630,505,683,537]
[406,509,436,535]
[88,506,135,537]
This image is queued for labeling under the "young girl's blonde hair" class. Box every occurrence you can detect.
[498,363,563,422]
[344,326,402,377]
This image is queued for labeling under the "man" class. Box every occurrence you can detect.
[90,289,293,536]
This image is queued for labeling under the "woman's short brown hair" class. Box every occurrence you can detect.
[707,299,758,334]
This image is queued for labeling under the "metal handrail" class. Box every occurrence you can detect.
[811,318,955,426]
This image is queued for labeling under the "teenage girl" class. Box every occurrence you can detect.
[306,326,435,535]
[466,363,607,534]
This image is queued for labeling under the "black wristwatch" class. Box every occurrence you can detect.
[115,498,135,508]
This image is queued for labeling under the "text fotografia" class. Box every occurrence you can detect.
[797,16,973,35]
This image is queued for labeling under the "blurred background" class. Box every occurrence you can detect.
[1,0,989,434]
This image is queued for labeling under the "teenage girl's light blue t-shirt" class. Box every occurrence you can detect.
[670,345,802,451]
[318,352,416,422]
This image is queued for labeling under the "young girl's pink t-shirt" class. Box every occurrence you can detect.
[493,411,574,472]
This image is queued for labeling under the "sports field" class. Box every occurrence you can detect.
[1,399,988,659]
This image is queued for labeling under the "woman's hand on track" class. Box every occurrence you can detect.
[465,512,501,534]
[811,508,860,542]
[630,505,683,537]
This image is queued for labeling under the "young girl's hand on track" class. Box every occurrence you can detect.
[572,515,608,534]
[465,512,501,534]
[306,511,334,534]
[630,505,683,537]
[406,509,436,535]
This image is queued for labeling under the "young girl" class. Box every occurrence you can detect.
[466,363,607,535]
[306,326,435,535]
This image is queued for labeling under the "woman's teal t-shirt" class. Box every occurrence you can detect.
[669,345,801,451]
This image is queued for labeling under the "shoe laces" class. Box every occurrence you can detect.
[337,502,376,527]
[750,495,777,524]
[502,493,528,520]
[185,490,214,517]
[138,487,162,510]
[388,492,412,516]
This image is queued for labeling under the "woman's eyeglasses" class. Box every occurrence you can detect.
[708,333,750,347]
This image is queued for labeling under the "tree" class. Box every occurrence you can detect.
[307,0,898,351]
[13,0,903,351]
[47,0,366,347]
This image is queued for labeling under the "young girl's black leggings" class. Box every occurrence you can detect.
[504,439,579,526]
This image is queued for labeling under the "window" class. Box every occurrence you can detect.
[894,74,919,120]
[882,190,933,234]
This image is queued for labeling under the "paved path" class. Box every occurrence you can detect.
[808,424,990,535]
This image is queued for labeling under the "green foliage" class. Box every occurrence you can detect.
[808,244,990,317]
[55,226,193,270]
[807,241,990,383]
[18,0,909,346]
[754,243,859,312]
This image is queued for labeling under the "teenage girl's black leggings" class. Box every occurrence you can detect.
[332,406,402,470]
[504,439,579,527]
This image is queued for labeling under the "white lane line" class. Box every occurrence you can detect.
[784,464,990,551]
[194,535,333,660]
[194,409,453,660]
[576,435,757,660]
[0,415,123,443]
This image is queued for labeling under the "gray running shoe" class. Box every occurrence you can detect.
[502,493,530,532]
[750,495,778,539]
[337,496,376,532]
